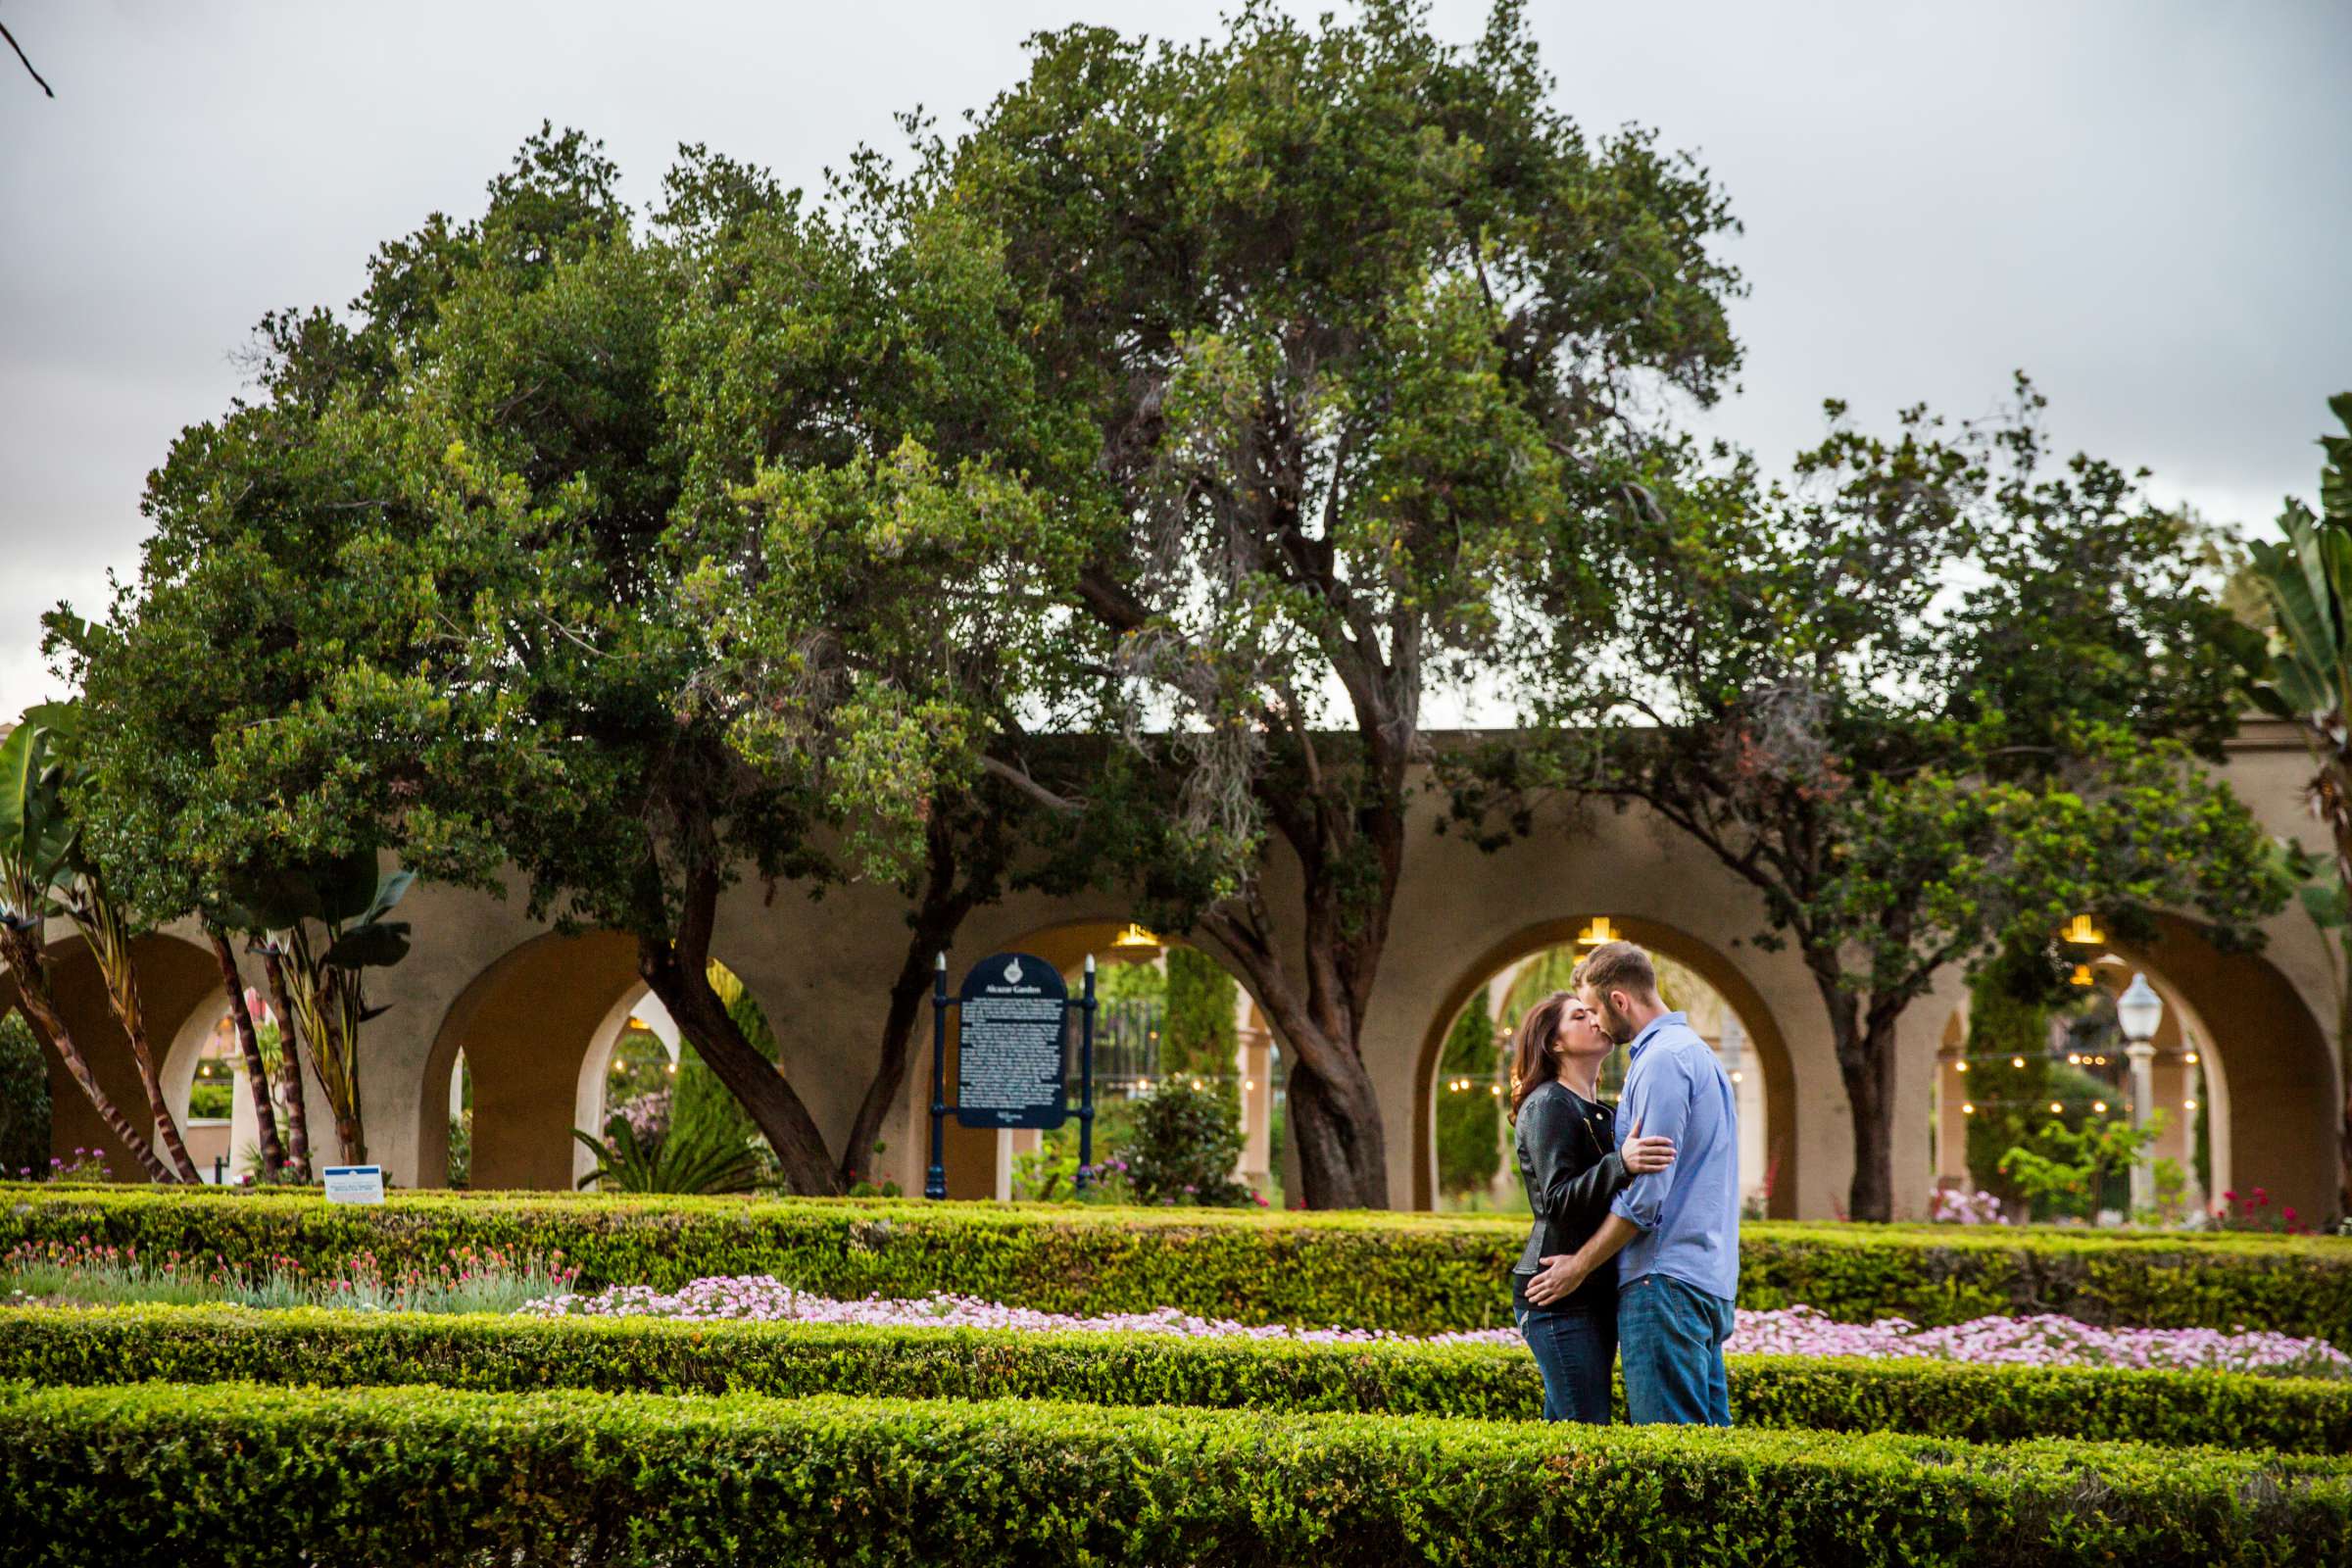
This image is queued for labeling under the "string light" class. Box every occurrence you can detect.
[1953,1060,1969,1073]
[2091,1101,2108,1113]
[2049,1102,2064,1114]
[2183,1098,2198,1111]
[1962,1102,1977,1114]
[2010,1056,2025,1069]
[2183,1051,2199,1064]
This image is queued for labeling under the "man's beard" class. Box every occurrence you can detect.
[1589,993,1635,1045]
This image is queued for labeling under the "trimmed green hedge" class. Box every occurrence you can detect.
[7,1304,2348,1453]
[5,1184,2349,1338]
[4,1380,2347,1566]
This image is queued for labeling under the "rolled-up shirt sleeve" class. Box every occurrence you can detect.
[1610,1047,1695,1232]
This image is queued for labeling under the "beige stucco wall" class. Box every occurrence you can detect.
[16,720,2344,1220]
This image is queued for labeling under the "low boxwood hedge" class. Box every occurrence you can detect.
[4,1379,2346,1566]
[4,1184,2347,1338]
[6,1304,2347,1453]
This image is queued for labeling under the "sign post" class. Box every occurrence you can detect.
[321,1164,385,1204]
[955,953,1069,1131]
[923,951,1101,1199]
[925,953,950,1201]
[1075,955,1098,1190]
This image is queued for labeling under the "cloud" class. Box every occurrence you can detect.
[2,0,2345,719]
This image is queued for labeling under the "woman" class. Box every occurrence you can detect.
[1508,989,1676,1423]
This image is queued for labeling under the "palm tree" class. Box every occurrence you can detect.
[2242,392,2352,1223]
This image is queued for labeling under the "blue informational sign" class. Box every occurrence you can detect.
[954,952,1070,1131]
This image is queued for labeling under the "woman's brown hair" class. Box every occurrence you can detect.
[1507,991,1574,1122]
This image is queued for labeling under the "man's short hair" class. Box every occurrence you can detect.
[1576,940,1658,1003]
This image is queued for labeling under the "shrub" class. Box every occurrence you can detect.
[4,1380,2347,1566]
[6,1303,2350,1453]
[1160,946,1238,1081]
[1436,1004,1501,1198]
[1120,1081,1252,1205]
[1,1187,2347,1338]
[0,1013,49,1179]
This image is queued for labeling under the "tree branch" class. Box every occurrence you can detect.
[2,20,52,97]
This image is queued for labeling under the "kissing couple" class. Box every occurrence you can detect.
[1506,940,1741,1425]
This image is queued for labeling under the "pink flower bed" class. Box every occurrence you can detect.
[1729,1304,2348,1377]
[519,1275,2350,1378]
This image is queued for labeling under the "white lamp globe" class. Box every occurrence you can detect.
[2116,973,2164,1044]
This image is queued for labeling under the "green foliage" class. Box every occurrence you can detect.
[445,1112,471,1190]
[1478,380,2290,1219]
[4,1188,2348,1339]
[1121,1082,1252,1205]
[186,1076,233,1121]
[2000,1113,2165,1220]
[0,1013,50,1178]
[5,1379,2347,1566]
[1436,1005,1501,1198]
[571,1119,758,1198]
[939,1,1743,1207]
[8,1303,2351,1451]
[1964,960,2052,1207]
[1160,948,1238,1082]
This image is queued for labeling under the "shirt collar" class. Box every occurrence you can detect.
[1625,1010,1689,1060]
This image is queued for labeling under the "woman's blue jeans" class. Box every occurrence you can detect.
[1515,1300,1616,1423]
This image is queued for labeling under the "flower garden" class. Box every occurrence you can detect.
[2,1185,2349,1564]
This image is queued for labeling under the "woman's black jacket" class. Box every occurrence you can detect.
[1511,1079,1630,1310]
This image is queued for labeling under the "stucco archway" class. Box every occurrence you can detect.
[2109,914,2332,1219]
[1409,914,1799,1217]
[417,930,645,1191]
[4,929,220,1178]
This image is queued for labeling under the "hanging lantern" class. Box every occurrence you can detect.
[1110,922,1163,955]
[2062,914,2105,947]
[1575,916,1619,948]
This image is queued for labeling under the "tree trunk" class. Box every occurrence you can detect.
[205,925,285,1175]
[637,859,840,1195]
[0,927,174,1182]
[1818,974,1898,1222]
[1281,1052,1390,1208]
[260,947,312,1179]
[839,820,978,1190]
[68,896,198,1183]
[1193,892,1394,1211]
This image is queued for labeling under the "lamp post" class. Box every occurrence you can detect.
[2115,972,2165,1213]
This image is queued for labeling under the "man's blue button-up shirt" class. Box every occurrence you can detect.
[1609,1010,1740,1301]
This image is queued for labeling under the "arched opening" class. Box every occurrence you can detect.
[1933,913,2329,1223]
[420,931,791,1193]
[6,931,220,1180]
[1412,915,1797,1217]
[925,918,1285,1204]
[157,981,325,1184]
[418,931,644,1190]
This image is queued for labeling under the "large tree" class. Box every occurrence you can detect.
[57,128,1114,1193]
[943,0,1742,1204]
[656,144,1119,1185]
[1467,386,2289,1219]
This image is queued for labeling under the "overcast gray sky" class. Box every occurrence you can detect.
[3,1,2347,720]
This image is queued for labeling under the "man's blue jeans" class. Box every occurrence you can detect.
[1515,1301,1616,1423]
[1617,1271,1734,1426]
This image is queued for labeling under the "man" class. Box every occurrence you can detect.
[1523,940,1740,1426]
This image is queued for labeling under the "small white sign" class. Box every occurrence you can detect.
[322,1165,386,1204]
